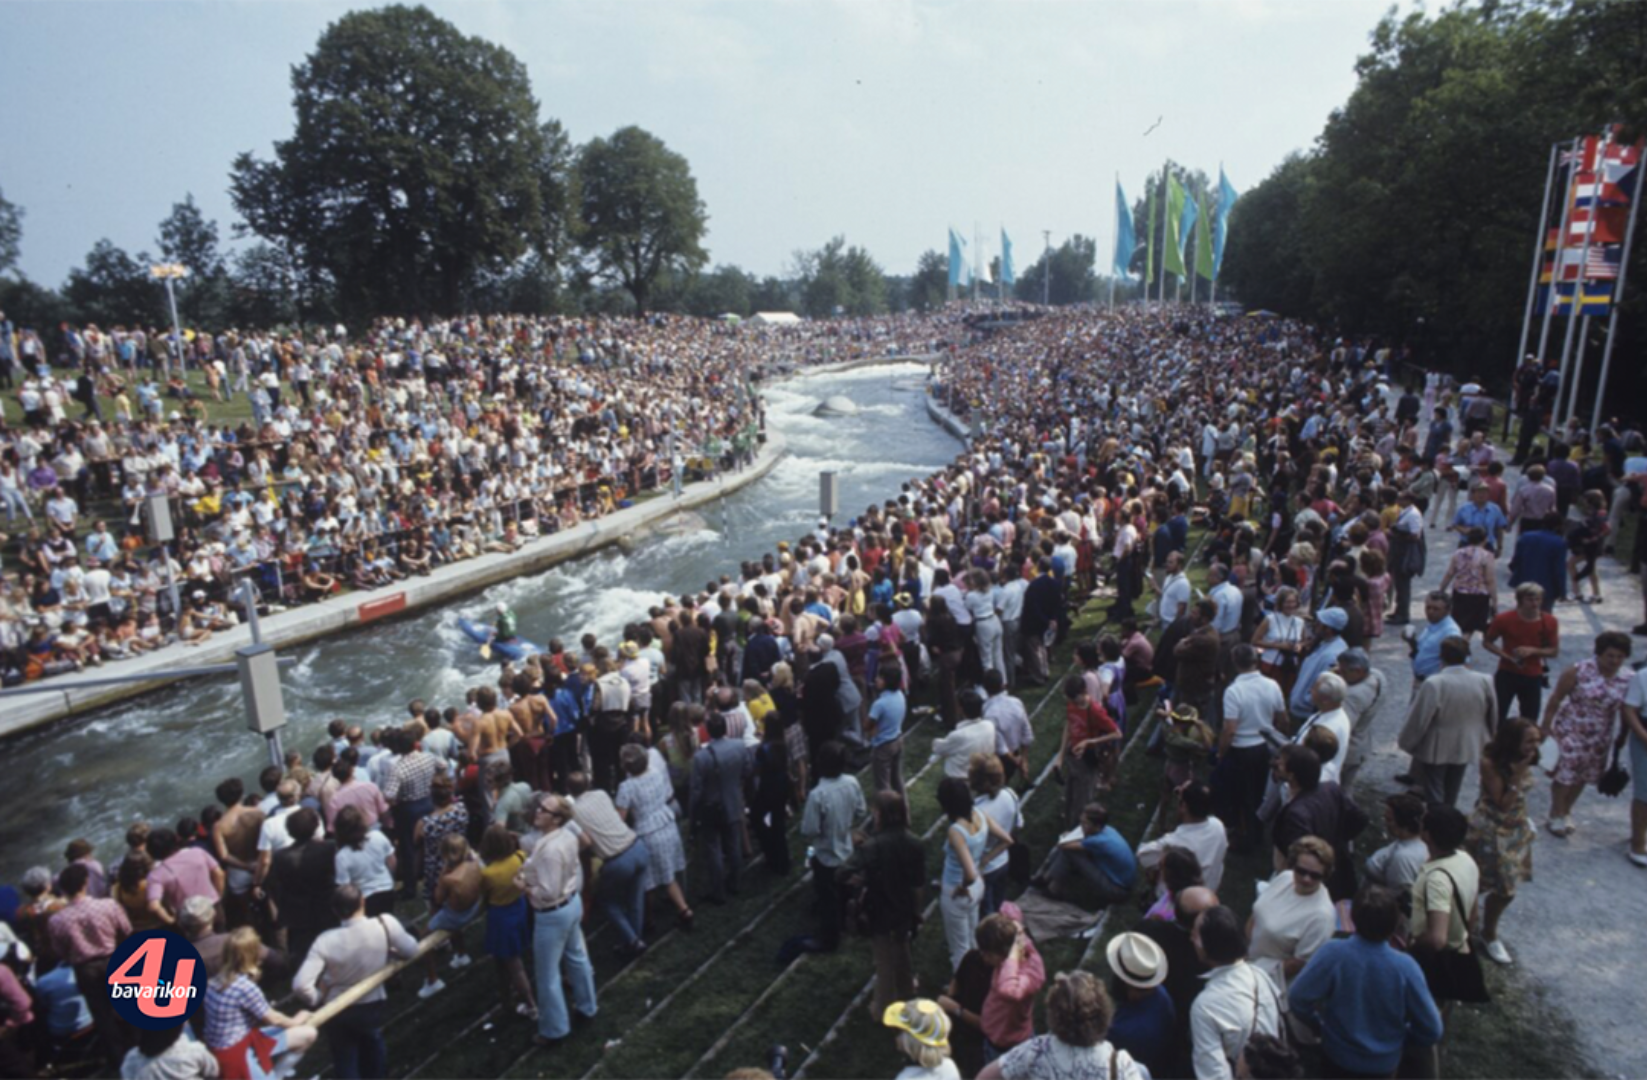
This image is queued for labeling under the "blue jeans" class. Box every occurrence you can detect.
[533,895,597,1040]
[981,866,1009,919]
[327,1000,386,1079]
[394,796,433,897]
[598,840,650,947]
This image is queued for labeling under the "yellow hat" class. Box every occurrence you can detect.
[882,999,950,1048]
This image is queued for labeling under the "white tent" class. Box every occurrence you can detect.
[749,311,803,326]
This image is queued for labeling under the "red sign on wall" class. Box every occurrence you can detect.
[357,593,407,623]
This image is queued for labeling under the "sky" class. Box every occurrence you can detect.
[2,0,1403,289]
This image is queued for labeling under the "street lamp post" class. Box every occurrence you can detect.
[149,263,189,376]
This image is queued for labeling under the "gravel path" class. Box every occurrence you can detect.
[1353,468,1645,1078]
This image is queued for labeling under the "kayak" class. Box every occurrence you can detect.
[456,617,543,663]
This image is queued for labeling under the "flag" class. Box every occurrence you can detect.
[1214,167,1238,277]
[978,248,993,285]
[1536,282,1612,317]
[1001,229,1016,286]
[1195,190,1215,280]
[1540,243,1623,283]
[1563,205,1628,246]
[1178,187,1199,269]
[1145,182,1156,286]
[1164,174,1187,277]
[1114,182,1136,277]
[948,229,972,288]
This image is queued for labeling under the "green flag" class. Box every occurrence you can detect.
[1195,190,1215,280]
[1163,175,1187,277]
[1145,182,1156,286]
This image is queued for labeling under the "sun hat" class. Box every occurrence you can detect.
[1316,607,1349,631]
[1106,931,1169,989]
[881,998,951,1048]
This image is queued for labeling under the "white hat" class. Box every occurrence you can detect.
[1106,931,1168,990]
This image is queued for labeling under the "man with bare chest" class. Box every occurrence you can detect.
[211,777,265,929]
[508,672,556,791]
[472,686,514,772]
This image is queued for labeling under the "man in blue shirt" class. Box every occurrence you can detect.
[1451,482,1508,552]
[1289,885,1443,1077]
[1409,593,1462,682]
[1290,608,1349,721]
[1037,801,1136,907]
[867,667,906,797]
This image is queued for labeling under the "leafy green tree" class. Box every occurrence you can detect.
[749,275,796,314]
[0,186,22,278]
[230,4,559,320]
[906,250,948,313]
[791,236,887,317]
[63,239,158,327]
[228,242,301,328]
[0,277,73,332]
[1219,154,1318,316]
[576,125,709,315]
[157,194,230,326]
[1013,235,1099,305]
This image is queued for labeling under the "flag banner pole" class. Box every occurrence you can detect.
[1555,135,1605,427]
[1110,172,1118,310]
[1158,163,1168,306]
[1591,138,1645,432]
[1538,137,1583,362]
[1515,143,1560,372]
[1566,314,1591,427]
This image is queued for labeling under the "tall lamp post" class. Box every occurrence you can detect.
[150,262,189,376]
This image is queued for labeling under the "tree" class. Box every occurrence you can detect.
[576,126,709,315]
[1219,154,1318,317]
[63,239,158,327]
[228,242,301,328]
[791,236,887,318]
[1013,235,1099,306]
[230,4,559,320]
[156,195,230,326]
[0,186,22,278]
[906,250,949,313]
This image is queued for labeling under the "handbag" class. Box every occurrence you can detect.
[1598,740,1631,798]
[1411,871,1491,1003]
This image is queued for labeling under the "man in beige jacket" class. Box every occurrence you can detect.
[1398,635,1498,807]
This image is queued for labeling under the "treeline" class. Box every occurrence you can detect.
[1221,0,1647,397]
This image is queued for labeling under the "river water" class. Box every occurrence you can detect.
[1,362,959,882]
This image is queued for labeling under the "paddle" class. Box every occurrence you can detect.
[479,642,493,661]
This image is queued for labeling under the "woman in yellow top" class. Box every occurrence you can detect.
[479,824,537,1021]
[112,854,164,932]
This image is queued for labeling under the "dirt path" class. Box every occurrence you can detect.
[1354,469,1646,1077]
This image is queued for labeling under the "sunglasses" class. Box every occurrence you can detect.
[1292,866,1325,882]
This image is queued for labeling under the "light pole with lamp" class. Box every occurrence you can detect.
[149,262,189,376]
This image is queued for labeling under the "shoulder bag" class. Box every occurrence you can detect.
[1411,870,1490,1003]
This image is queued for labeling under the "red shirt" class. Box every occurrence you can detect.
[1486,610,1558,677]
[1065,698,1118,748]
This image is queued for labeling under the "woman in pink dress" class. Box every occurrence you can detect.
[1359,549,1391,638]
[1541,630,1634,837]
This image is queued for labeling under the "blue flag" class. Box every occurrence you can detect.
[948,229,964,289]
[1001,229,1016,286]
[1178,192,1199,267]
[1114,182,1136,277]
[1214,167,1239,277]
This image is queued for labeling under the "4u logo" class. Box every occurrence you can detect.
[104,930,208,1030]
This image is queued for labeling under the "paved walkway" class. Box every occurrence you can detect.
[1354,470,1645,1077]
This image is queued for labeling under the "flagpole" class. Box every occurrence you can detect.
[1537,137,1582,363]
[1565,314,1591,427]
[1158,163,1168,307]
[1555,133,1605,430]
[1514,144,1560,374]
[1109,173,1118,311]
[1591,141,1644,432]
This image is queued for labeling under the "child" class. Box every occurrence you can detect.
[1359,549,1391,638]
[421,833,482,999]
[478,824,537,1020]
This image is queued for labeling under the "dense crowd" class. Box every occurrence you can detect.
[2,302,1646,1080]
[0,310,959,682]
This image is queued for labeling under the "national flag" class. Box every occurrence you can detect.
[1113,182,1136,277]
[1214,167,1238,277]
[1178,188,1199,268]
[1535,281,1612,317]
[1001,229,1016,286]
[1164,174,1188,277]
[1195,190,1215,280]
[1540,243,1623,283]
[1560,205,1628,246]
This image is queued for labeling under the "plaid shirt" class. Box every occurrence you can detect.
[203,974,268,1050]
[383,750,438,804]
[47,897,131,964]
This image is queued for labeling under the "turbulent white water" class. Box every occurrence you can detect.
[1,363,960,880]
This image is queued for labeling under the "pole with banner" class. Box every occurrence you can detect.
[1157,164,1168,306]
[1537,137,1582,365]
[1591,137,1645,432]
[1554,133,1604,430]
[1514,144,1560,374]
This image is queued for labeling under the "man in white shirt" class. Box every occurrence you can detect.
[1290,672,1353,784]
[981,670,1033,780]
[1136,780,1228,892]
[1216,646,1287,850]
[1190,906,1282,1080]
[929,690,997,779]
[1336,648,1386,790]
[930,568,971,627]
[996,573,1028,687]
[1155,551,1192,628]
